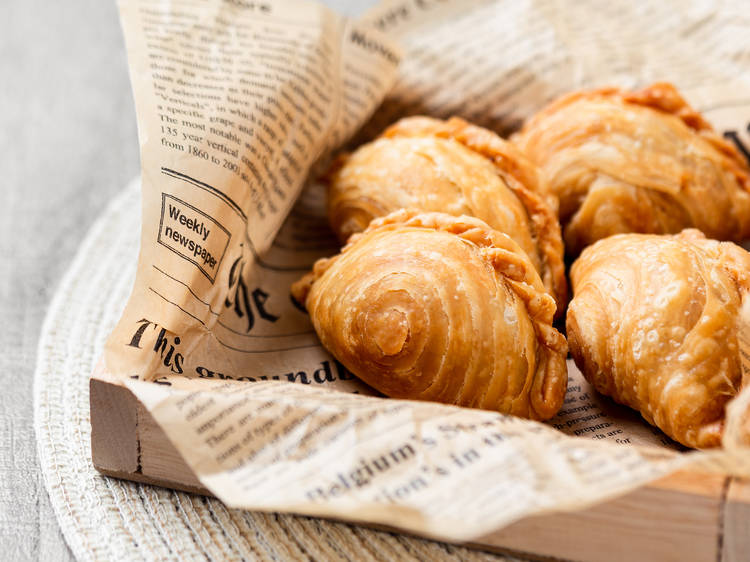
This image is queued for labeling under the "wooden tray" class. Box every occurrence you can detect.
[90,376,750,562]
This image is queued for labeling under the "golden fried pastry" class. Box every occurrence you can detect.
[567,230,750,448]
[515,83,750,256]
[292,210,568,421]
[328,116,567,308]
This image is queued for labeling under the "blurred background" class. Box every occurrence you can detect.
[0,1,373,559]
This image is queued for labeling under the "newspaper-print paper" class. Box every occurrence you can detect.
[100,0,750,542]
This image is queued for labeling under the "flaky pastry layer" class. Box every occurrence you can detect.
[515,83,750,256]
[292,210,568,421]
[567,229,750,448]
[328,116,567,308]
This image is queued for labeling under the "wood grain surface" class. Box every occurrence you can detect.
[90,376,750,562]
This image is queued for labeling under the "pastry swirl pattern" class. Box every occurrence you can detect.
[567,229,750,448]
[515,83,750,256]
[328,116,567,308]
[292,210,568,421]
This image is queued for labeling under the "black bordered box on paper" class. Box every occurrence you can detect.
[157,193,231,283]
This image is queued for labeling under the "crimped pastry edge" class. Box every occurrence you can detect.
[291,209,568,419]
[327,116,569,309]
[518,82,750,198]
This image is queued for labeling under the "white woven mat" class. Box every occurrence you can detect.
[33,180,518,561]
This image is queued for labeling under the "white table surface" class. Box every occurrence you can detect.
[0,1,373,559]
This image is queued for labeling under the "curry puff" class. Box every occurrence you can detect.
[515,83,750,255]
[567,230,750,448]
[327,116,567,307]
[292,210,568,421]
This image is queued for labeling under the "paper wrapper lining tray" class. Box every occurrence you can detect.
[91,1,750,560]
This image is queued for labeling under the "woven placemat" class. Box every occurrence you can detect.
[33,180,518,561]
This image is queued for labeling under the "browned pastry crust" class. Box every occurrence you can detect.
[515,83,750,256]
[567,229,750,448]
[327,116,567,309]
[292,210,568,421]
